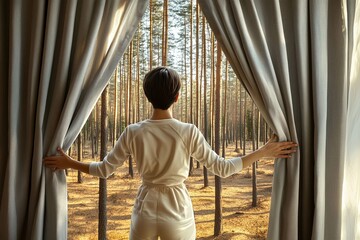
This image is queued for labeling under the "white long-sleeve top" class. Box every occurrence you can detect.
[89,118,243,183]
[89,118,243,238]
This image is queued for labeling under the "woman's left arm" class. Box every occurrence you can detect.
[43,147,90,174]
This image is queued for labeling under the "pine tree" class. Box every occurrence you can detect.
[77,132,83,183]
[214,41,222,236]
[202,13,208,187]
[99,85,108,240]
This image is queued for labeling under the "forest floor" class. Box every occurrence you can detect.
[67,143,274,240]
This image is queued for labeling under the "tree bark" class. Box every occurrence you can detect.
[137,25,141,122]
[211,33,215,147]
[222,62,228,158]
[77,132,83,183]
[242,90,247,156]
[235,80,240,152]
[161,0,168,66]
[202,15,208,187]
[214,41,222,237]
[195,4,200,169]
[128,43,134,178]
[251,102,257,207]
[99,85,108,240]
[188,0,194,176]
[113,66,118,146]
[91,111,95,159]
[195,0,199,128]
[149,0,153,69]
[184,14,188,122]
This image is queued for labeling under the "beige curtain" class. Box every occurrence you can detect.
[198,0,360,239]
[0,0,147,239]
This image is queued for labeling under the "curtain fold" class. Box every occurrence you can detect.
[0,0,148,239]
[198,0,360,239]
[342,3,360,239]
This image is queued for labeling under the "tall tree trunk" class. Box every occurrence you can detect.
[119,61,123,134]
[161,0,168,66]
[113,66,118,146]
[77,132,83,183]
[211,33,215,147]
[256,109,260,168]
[195,3,200,169]
[128,43,134,178]
[91,111,95,159]
[239,82,243,150]
[257,109,261,149]
[189,0,193,124]
[251,102,257,207]
[195,0,199,127]
[137,26,141,122]
[214,42,222,236]
[202,15,208,187]
[184,14,188,122]
[84,121,88,143]
[99,86,108,240]
[235,80,240,152]
[96,102,101,155]
[188,0,194,176]
[149,0,153,70]
[242,90,247,156]
[223,63,229,148]
[222,62,228,158]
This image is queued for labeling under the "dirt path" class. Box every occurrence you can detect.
[67,144,274,239]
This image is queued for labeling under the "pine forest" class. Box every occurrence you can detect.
[67,1,274,239]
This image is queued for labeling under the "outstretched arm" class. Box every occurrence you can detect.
[190,124,298,178]
[43,147,90,174]
[242,135,298,169]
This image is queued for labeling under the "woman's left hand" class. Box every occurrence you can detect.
[43,147,74,171]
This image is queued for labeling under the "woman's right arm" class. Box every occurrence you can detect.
[190,125,297,177]
[241,135,298,169]
[189,125,243,177]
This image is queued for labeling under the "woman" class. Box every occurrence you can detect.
[44,66,297,240]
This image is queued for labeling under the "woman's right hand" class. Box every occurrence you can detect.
[258,134,298,159]
[241,134,298,168]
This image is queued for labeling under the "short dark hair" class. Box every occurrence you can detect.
[143,66,181,110]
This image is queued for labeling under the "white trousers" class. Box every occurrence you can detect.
[129,183,196,240]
